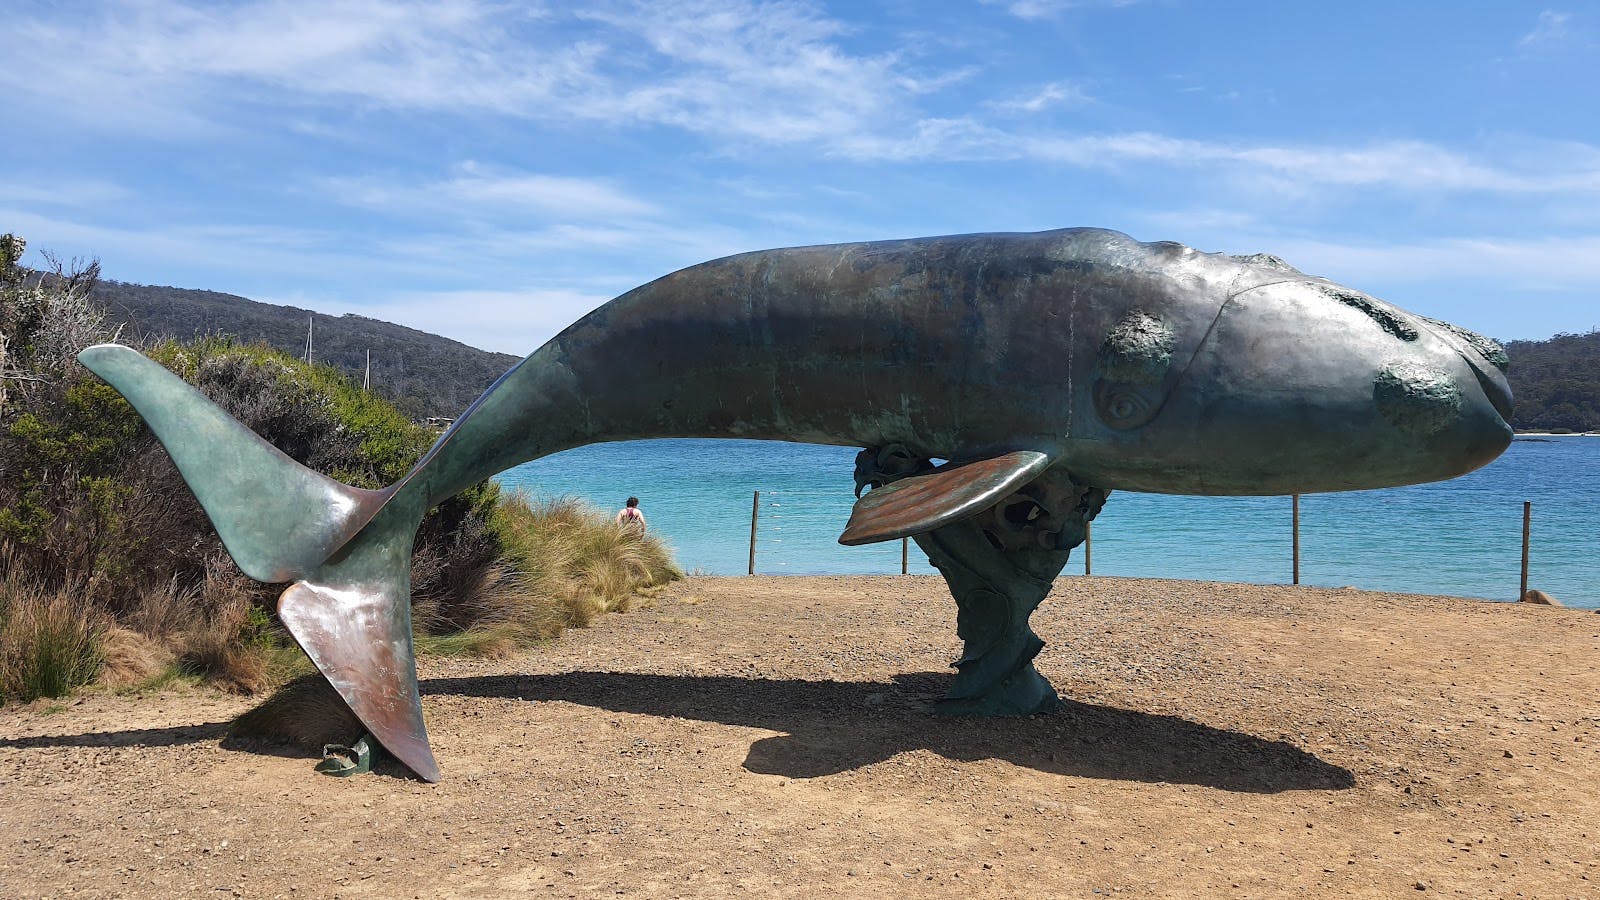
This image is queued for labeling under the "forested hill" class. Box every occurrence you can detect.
[1504,330,1600,433]
[91,281,521,420]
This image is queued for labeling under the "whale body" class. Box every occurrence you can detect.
[78,228,1513,781]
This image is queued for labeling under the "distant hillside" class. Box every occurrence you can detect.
[1505,330,1600,433]
[90,281,521,420]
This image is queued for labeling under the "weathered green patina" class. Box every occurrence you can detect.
[78,227,1514,782]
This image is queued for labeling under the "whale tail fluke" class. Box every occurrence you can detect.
[277,500,439,781]
[77,344,439,781]
[75,344,394,583]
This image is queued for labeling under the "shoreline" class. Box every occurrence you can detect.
[697,572,1600,611]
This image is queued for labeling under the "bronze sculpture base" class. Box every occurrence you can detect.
[858,448,1108,717]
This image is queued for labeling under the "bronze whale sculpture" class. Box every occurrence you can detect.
[78,227,1513,782]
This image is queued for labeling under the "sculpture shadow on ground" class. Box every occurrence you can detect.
[0,720,330,765]
[0,719,419,780]
[423,670,1355,794]
[0,720,232,750]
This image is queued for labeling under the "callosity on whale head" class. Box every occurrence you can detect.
[1061,244,1513,495]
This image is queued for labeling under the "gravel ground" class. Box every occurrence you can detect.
[2,575,1598,899]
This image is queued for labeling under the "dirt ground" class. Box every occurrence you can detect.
[2,575,1598,899]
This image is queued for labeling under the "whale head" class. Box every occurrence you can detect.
[1063,249,1512,495]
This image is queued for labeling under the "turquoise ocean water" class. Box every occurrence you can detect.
[498,436,1600,609]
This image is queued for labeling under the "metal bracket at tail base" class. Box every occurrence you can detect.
[316,734,375,778]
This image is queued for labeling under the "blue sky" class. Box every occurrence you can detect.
[3,1,1597,354]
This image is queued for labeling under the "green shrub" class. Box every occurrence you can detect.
[0,577,107,703]
[2,234,682,705]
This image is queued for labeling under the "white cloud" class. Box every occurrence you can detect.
[1134,208,1265,234]
[369,216,753,274]
[323,164,659,221]
[0,177,134,210]
[10,0,1593,208]
[990,81,1092,114]
[2,205,678,352]
[981,0,1140,20]
[833,122,1600,196]
[0,207,383,283]
[1265,234,1600,291]
[570,0,917,146]
[1102,209,1600,290]
[1519,10,1574,46]
[0,1,595,134]
[0,0,935,151]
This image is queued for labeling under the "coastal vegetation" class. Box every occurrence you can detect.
[1502,330,1600,433]
[0,235,678,705]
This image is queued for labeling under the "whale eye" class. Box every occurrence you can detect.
[1108,392,1143,420]
[1094,384,1158,430]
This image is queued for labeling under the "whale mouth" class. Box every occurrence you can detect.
[1463,352,1514,425]
[1413,317,1513,427]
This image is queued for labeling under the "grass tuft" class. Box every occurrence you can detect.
[482,493,680,633]
[0,580,107,703]
[228,673,362,749]
[97,625,175,688]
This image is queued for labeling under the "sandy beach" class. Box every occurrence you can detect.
[2,575,1597,898]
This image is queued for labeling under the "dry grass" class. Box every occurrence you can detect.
[227,673,362,749]
[487,493,680,632]
[0,577,107,703]
[177,626,271,694]
[3,265,682,707]
[168,558,274,694]
[232,493,682,732]
[0,552,310,702]
[3,490,681,713]
[97,626,175,688]
[414,625,530,660]
[411,492,679,649]
[114,557,307,694]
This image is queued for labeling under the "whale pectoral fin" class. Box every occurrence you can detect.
[838,450,1053,546]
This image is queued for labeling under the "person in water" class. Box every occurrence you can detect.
[615,496,646,531]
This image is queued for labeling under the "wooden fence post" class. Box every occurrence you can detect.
[1292,493,1301,585]
[901,537,908,575]
[1520,500,1531,600]
[748,491,760,575]
[1083,521,1092,576]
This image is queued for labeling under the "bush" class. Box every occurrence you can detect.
[0,572,107,703]
[411,492,681,649]
[1,233,681,705]
[97,625,175,689]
